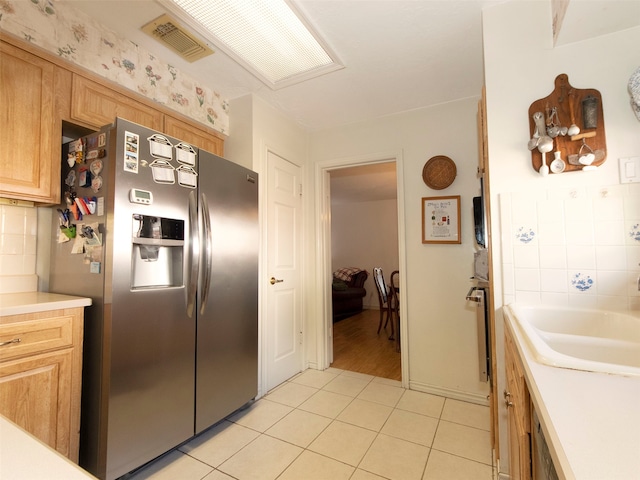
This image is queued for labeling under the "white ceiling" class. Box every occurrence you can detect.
[65,0,639,203]
[66,0,506,132]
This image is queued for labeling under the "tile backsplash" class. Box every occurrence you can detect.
[500,183,640,310]
[0,205,39,294]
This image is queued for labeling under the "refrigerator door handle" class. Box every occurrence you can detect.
[186,190,199,317]
[466,286,481,302]
[199,192,213,315]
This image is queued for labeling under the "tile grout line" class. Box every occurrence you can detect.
[131,368,493,479]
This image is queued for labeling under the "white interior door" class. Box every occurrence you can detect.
[265,151,303,391]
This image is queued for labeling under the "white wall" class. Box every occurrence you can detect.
[482,1,640,475]
[331,198,399,308]
[226,94,316,381]
[309,97,490,403]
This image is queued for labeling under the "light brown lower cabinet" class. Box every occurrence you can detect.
[0,308,84,462]
[505,326,532,480]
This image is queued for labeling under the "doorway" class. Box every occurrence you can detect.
[315,153,408,386]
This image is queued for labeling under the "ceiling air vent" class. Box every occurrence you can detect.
[142,14,214,62]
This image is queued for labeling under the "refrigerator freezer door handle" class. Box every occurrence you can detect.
[199,193,213,315]
[186,190,199,317]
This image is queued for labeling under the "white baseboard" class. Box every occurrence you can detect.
[408,380,490,406]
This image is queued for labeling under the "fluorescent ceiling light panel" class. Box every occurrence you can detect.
[162,0,343,88]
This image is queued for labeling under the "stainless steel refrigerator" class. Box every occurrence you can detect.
[49,118,258,480]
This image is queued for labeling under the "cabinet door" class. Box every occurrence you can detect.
[71,74,163,130]
[508,406,523,480]
[0,348,73,458]
[0,41,57,202]
[164,114,224,155]
[505,329,532,480]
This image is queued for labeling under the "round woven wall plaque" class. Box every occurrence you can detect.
[422,155,457,190]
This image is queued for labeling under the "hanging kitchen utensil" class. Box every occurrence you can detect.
[532,112,553,152]
[567,89,580,136]
[582,95,599,129]
[550,151,566,173]
[546,106,562,137]
[539,151,549,176]
[527,113,542,150]
[527,74,606,174]
[577,139,595,165]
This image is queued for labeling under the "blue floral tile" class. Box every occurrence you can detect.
[629,224,640,242]
[571,273,594,292]
[516,227,536,244]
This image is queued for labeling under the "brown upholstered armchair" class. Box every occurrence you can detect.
[331,268,368,321]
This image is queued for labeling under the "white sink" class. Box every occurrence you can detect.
[505,304,640,377]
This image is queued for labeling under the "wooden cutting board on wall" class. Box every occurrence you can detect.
[528,74,606,174]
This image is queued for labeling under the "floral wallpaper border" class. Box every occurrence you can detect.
[0,0,229,135]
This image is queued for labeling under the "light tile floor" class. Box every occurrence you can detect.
[127,368,495,480]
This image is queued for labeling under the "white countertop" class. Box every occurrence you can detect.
[504,306,640,480]
[0,416,97,479]
[0,292,91,317]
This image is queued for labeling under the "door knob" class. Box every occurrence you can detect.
[270,277,284,285]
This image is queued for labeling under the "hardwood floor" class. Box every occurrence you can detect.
[330,308,401,381]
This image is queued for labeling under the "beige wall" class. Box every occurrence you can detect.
[226,94,314,385]
[331,198,399,309]
[309,97,490,403]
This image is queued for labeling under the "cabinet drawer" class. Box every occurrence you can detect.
[0,348,73,455]
[0,316,73,362]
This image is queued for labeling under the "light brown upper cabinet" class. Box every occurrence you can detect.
[164,114,224,156]
[0,40,60,204]
[71,74,164,131]
[1,33,225,205]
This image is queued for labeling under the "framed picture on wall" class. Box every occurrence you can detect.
[422,195,461,244]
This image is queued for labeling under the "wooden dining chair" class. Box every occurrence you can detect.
[373,267,397,340]
[389,270,400,351]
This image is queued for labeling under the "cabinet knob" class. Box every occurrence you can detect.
[505,400,514,408]
[503,389,512,399]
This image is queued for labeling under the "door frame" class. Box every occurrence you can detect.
[314,151,409,386]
